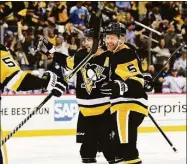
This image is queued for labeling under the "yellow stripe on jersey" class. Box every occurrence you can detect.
[124,158,142,164]
[116,110,130,143]
[111,103,148,116]
[6,71,28,91]
[80,104,111,116]
[115,58,142,81]
[104,57,109,67]
[66,56,74,70]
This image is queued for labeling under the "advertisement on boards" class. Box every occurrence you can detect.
[54,99,79,121]
[0,94,186,136]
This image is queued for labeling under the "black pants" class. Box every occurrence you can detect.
[0,149,3,164]
[111,110,145,163]
[76,109,115,162]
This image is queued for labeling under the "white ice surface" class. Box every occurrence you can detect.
[6,132,186,164]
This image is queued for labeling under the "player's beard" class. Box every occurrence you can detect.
[107,43,118,52]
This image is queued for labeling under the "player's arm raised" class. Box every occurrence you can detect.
[37,38,75,70]
[0,45,67,97]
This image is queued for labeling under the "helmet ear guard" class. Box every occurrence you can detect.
[118,35,125,45]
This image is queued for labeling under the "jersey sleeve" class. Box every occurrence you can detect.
[112,45,144,88]
[53,52,74,70]
[1,49,47,91]
[53,48,88,70]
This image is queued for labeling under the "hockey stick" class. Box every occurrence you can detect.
[1,15,102,146]
[147,44,186,152]
[152,43,186,82]
[148,113,177,152]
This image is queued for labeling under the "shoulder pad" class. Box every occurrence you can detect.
[75,48,88,56]
[125,43,136,51]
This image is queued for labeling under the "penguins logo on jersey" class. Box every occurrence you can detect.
[81,63,106,94]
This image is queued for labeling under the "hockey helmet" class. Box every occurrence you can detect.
[104,22,126,36]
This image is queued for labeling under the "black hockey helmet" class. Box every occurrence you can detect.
[104,22,126,36]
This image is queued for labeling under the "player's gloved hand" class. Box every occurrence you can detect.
[100,80,128,96]
[37,38,56,55]
[42,71,68,97]
[143,73,154,92]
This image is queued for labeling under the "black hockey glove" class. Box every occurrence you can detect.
[42,71,68,97]
[143,73,154,92]
[100,80,128,96]
[37,38,56,56]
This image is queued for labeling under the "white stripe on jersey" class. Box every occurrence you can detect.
[77,97,110,106]
[110,97,148,106]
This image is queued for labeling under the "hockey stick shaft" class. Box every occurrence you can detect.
[148,113,177,152]
[152,44,185,82]
[64,39,99,82]
[134,21,162,35]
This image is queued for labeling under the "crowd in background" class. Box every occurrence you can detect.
[0,1,186,94]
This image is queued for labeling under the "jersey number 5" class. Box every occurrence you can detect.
[2,57,16,67]
[127,64,137,72]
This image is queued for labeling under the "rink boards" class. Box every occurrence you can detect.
[0,94,186,137]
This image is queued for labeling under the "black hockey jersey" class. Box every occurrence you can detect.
[54,48,112,116]
[0,44,47,92]
[109,44,148,116]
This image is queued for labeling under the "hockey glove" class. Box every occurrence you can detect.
[42,71,68,97]
[37,38,56,56]
[100,80,128,96]
[143,73,154,92]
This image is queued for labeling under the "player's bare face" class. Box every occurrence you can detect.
[105,34,119,52]
[85,37,93,52]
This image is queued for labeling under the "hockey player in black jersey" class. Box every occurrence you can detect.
[0,44,68,164]
[101,22,150,164]
[36,29,116,163]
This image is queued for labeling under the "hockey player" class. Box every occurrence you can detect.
[0,44,67,164]
[36,29,117,163]
[101,22,149,164]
